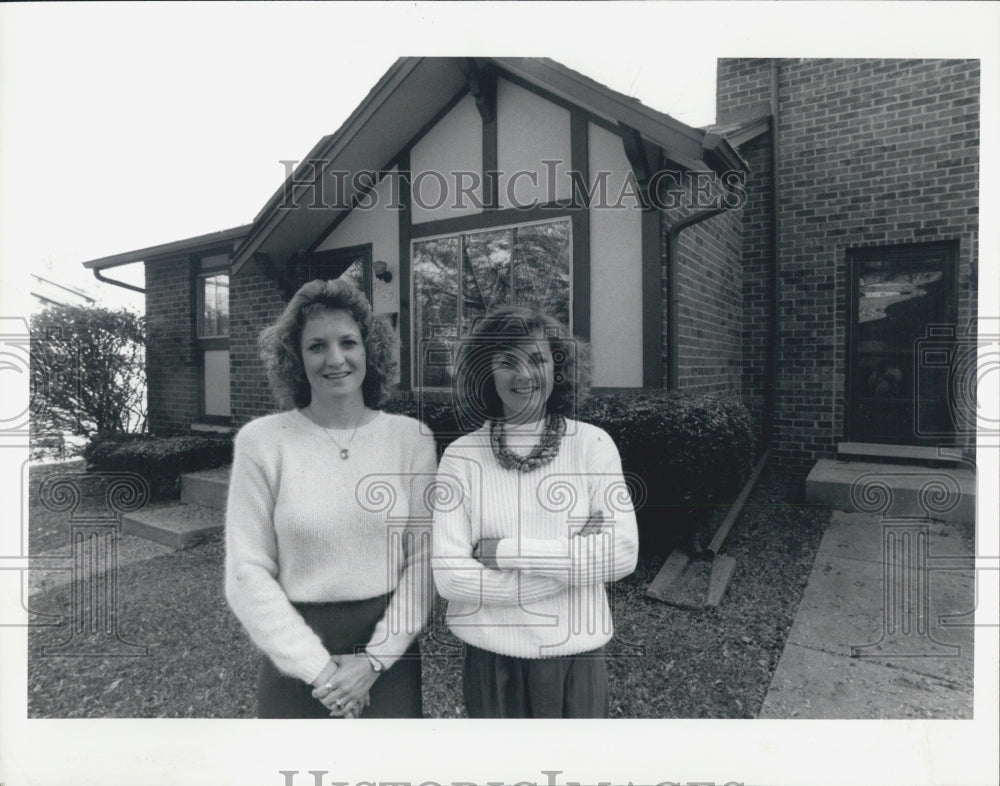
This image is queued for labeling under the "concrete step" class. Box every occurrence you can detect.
[122,502,224,548]
[180,465,231,510]
[837,442,971,466]
[805,459,975,525]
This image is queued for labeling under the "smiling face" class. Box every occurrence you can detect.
[490,335,555,424]
[300,308,367,405]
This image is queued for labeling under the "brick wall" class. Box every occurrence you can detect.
[718,58,979,473]
[145,257,198,434]
[737,132,775,439]
[663,203,745,397]
[229,271,287,428]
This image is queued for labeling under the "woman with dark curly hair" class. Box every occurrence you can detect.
[225,278,436,719]
[432,305,639,718]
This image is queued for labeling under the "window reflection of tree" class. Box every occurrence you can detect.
[413,219,571,388]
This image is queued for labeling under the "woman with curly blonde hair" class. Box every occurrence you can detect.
[225,278,436,718]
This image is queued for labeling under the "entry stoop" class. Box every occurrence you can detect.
[121,465,231,548]
[122,502,224,548]
[180,465,231,509]
[805,453,975,525]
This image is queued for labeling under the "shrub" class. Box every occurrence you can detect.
[385,391,755,555]
[579,392,755,555]
[84,432,233,500]
[30,306,147,456]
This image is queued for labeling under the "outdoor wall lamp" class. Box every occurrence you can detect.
[374,260,393,283]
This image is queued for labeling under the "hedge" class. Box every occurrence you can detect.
[83,391,754,550]
[384,391,755,555]
[84,432,233,500]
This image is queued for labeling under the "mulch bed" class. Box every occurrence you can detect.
[26,462,830,718]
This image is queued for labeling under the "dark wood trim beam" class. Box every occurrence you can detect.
[641,206,663,388]
[397,149,413,391]
[620,123,662,210]
[464,59,500,210]
[463,58,497,124]
[409,202,576,239]
[570,108,590,341]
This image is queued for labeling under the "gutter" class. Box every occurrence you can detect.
[92,267,145,294]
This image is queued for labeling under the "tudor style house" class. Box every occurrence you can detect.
[83,57,980,479]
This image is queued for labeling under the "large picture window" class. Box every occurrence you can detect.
[412,217,571,389]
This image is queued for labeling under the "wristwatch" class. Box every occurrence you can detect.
[364,650,384,673]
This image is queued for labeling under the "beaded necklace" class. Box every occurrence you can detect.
[490,414,565,472]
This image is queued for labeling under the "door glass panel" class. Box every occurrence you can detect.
[849,249,953,443]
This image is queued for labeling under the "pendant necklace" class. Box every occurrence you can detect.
[311,405,365,460]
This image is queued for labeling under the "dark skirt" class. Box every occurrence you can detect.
[462,644,609,718]
[257,595,422,719]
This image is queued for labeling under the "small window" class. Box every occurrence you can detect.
[412,217,571,389]
[290,245,372,302]
[198,273,229,337]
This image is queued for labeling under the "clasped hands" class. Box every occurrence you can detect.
[310,653,379,718]
[472,512,605,569]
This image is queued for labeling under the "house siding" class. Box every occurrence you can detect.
[229,271,286,428]
[145,257,198,434]
[718,58,979,472]
[589,121,643,388]
[665,204,745,397]
[737,132,775,438]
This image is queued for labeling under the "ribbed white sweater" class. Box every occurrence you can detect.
[432,418,639,659]
[224,409,437,684]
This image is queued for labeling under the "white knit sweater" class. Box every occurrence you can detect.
[432,418,639,659]
[224,409,437,684]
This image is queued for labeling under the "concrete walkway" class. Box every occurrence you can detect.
[759,510,975,718]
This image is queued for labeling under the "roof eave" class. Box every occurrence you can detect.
[701,132,751,173]
[231,57,425,275]
[81,224,252,271]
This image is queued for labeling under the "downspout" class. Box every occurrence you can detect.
[764,58,781,450]
[92,267,146,294]
[666,205,727,390]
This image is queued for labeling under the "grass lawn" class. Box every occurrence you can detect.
[26,462,830,718]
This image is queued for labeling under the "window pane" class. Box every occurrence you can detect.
[512,219,571,328]
[462,229,511,334]
[340,259,366,292]
[413,237,459,388]
[216,275,229,335]
[201,274,230,337]
[204,278,217,336]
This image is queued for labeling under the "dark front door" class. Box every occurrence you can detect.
[846,242,958,445]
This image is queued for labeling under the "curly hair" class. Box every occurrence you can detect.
[258,278,398,410]
[452,305,591,428]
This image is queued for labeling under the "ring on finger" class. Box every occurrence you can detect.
[322,682,334,693]
[335,699,344,709]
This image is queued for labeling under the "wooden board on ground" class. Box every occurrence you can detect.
[646,551,714,609]
[705,555,738,607]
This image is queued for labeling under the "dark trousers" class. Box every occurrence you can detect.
[462,644,609,718]
[257,596,422,719]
